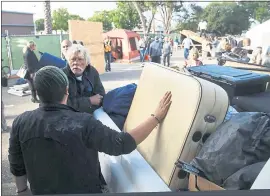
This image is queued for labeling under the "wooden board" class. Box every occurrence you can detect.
[180,30,210,45]
[224,60,270,75]
[68,20,105,74]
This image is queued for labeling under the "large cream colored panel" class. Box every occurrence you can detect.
[68,20,105,74]
[124,63,202,185]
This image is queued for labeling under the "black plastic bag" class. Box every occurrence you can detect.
[191,112,270,186]
[223,162,266,190]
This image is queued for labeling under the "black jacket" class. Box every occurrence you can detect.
[63,65,105,114]
[23,48,39,74]
[8,103,137,195]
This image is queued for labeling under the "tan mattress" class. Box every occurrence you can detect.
[124,63,229,190]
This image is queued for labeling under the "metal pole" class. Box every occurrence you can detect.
[5,30,14,71]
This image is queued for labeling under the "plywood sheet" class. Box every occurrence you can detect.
[68,20,105,74]
[180,30,210,45]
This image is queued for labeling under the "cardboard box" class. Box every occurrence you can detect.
[188,174,225,191]
[68,20,105,74]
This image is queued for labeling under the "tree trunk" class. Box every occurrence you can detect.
[159,5,173,34]
[146,9,156,34]
[43,0,53,34]
[133,2,147,35]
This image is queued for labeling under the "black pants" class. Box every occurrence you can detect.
[200,29,206,37]
[163,53,171,66]
[104,52,111,71]
[26,72,37,100]
[151,56,161,64]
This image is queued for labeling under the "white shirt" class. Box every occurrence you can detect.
[139,39,145,48]
[76,76,82,81]
[199,21,207,30]
[182,38,193,49]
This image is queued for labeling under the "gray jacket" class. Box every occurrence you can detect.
[163,42,172,55]
[149,40,162,57]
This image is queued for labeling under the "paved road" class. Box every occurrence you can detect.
[1,50,185,195]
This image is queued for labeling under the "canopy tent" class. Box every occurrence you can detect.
[103,29,140,62]
[246,20,270,55]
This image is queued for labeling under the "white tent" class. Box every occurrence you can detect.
[246,19,270,55]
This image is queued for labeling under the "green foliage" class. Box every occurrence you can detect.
[69,14,85,21]
[35,19,44,31]
[202,2,250,35]
[88,2,141,32]
[52,8,70,31]
[239,2,270,23]
[175,2,251,35]
[87,10,113,32]
[111,2,141,30]
[52,8,84,31]
[175,4,203,32]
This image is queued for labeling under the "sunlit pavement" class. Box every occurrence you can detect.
[1,50,187,195]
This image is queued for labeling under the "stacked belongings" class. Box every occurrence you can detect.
[189,112,270,190]
[8,83,31,97]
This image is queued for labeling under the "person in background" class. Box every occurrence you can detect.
[61,40,72,61]
[73,40,78,44]
[182,35,194,60]
[162,37,172,67]
[211,36,220,58]
[251,47,263,65]
[138,37,146,62]
[104,36,112,72]
[63,44,105,114]
[184,48,203,67]
[263,46,270,68]
[174,37,179,51]
[198,20,208,37]
[201,37,211,60]
[149,36,163,64]
[8,65,172,195]
[22,41,40,103]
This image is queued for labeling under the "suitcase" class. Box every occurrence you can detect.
[232,91,270,113]
[188,65,270,102]
[123,63,229,190]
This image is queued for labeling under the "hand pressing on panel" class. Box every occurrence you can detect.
[153,91,172,123]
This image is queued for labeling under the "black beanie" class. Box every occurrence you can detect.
[34,66,69,103]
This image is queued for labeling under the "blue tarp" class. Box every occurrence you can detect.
[39,52,66,69]
[103,83,137,130]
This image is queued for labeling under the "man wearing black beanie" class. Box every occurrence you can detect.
[8,66,172,195]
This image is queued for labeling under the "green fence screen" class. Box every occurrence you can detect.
[2,34,69,70]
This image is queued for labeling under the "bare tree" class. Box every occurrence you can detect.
[157,1,183,34]
[43,0,53,34]
[133,2,157,36]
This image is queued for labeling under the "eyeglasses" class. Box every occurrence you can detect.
[70,57,85,62]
